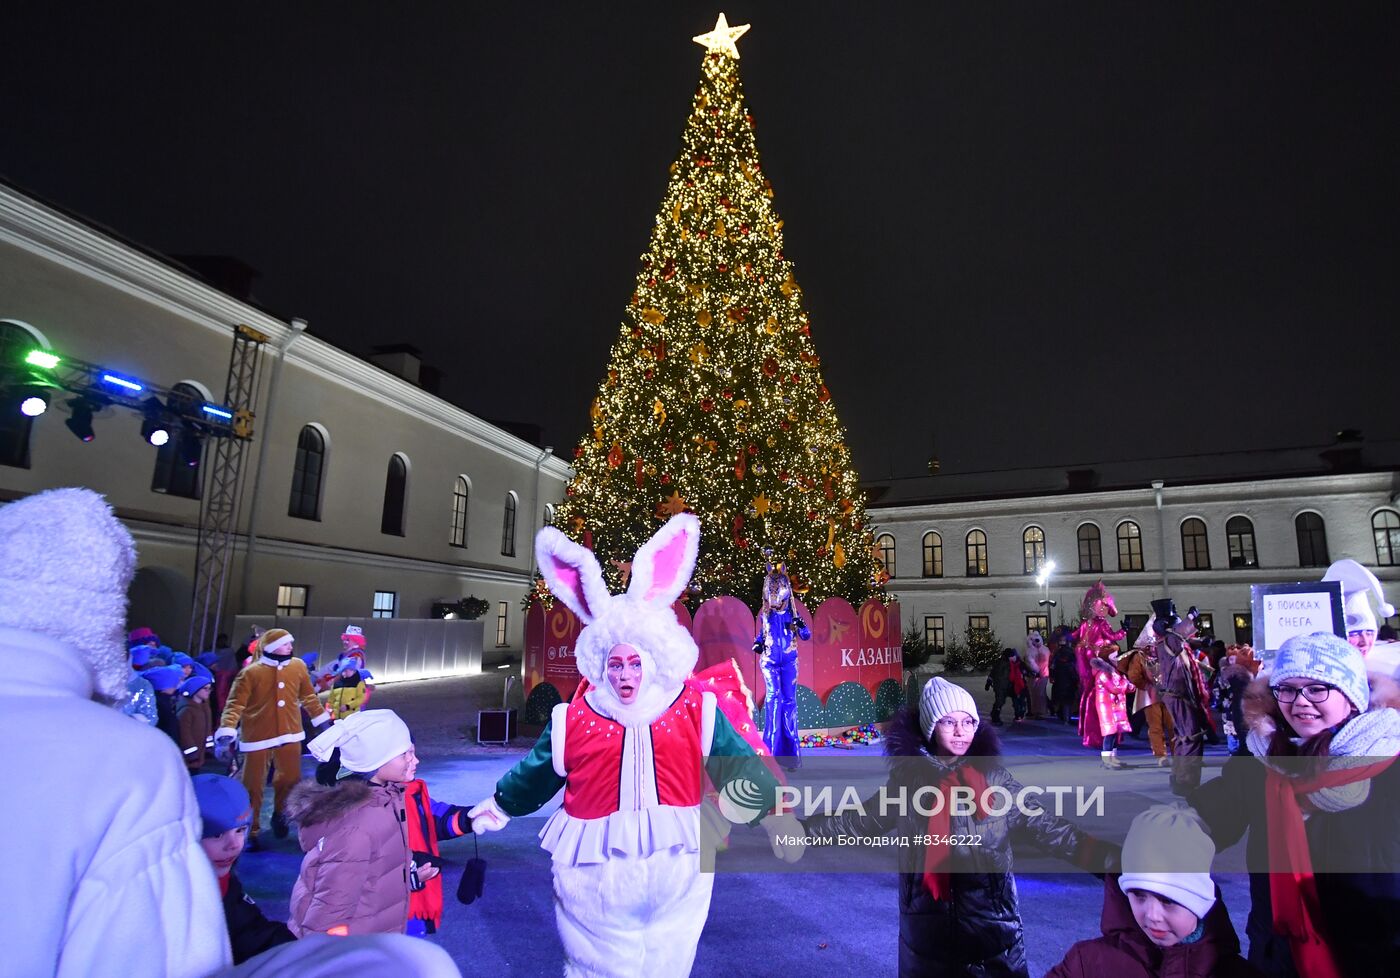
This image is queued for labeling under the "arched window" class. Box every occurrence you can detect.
[922,531,943,578]
[1077,524,1102,573]
[288,425,326,520]
[501,491,518,557]
[449,476,469,547]
[0,320,50,469]
[1374,510,1400,567]
[1226,516,1257,569]
[1117,521,1143,572]
[1022,526,1046,575]
[1181,518,1210,570]
[543,503,556,526]
[875,533,896,579]
[966,529,988,577]
[1295,512,1329,567]
[150,382,207,499]
[381,453,408,536]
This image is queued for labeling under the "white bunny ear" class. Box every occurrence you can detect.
[627,513,701,606]
[535,527,608,624]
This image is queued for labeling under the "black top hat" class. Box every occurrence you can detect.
[1150,598,1181,634]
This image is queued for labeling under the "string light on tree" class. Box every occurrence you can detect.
[554,16,886,609]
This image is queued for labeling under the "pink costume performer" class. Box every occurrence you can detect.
[1073,581,1126,749]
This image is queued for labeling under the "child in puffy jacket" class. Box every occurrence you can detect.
[288,710,426,936]
[1046,805,1257,978]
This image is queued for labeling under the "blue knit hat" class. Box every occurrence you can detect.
[1270,632,1369,712]
[178,674,212,697]
[143,666,182,692]
[190,662,214,682]
[192,775,253,838]
[195,652,219,667]
[169,651,194,667]
[129,645,153,667]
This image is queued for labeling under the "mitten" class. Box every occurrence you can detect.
[468,796,510,834]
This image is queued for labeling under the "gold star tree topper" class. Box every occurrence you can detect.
[692,13,750,59]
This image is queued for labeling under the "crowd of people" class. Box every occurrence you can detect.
[3,486,1397,977]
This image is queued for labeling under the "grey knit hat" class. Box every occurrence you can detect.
[1269,631,1368,712]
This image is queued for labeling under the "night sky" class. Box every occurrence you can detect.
[2,2,1395,480]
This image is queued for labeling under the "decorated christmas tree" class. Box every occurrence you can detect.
[554,14,886,609]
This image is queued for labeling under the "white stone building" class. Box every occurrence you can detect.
[866,451,1400,655]
[0,181,571,654]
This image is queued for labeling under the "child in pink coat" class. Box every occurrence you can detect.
[1092,656,1135,769]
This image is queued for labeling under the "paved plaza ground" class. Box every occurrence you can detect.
[232,670,1252,977]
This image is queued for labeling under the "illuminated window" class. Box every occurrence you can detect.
[922,532,943,578]
[966,530,988,577]
[924,615,945,653]
[875,533,896,579]
[1023,526,1047,575]
[1117,521,1143,572]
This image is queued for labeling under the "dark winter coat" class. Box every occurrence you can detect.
[222,870,295,964]
[1045,875,1260,978]
[285,776,412,937]
[1189,681,1400,977]
[154,690,180,744]
[1211,663,1250,733]
[986,655,1025,696]
[1051,647,1079,692]
[802,707,1117,978]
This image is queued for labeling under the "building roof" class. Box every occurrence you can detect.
[864,436,1400,508]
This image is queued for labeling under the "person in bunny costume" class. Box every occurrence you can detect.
[469,513,801,978]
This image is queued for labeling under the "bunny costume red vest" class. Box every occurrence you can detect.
[556,687,710,819]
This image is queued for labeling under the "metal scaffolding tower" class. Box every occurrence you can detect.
[188,324,267,654]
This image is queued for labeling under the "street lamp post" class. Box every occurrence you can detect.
[1036,560,1057,632]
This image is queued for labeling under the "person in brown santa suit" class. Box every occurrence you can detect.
[215,628,330,845]
[1118,614,1175,766]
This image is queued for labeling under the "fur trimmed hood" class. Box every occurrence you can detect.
[286,777,384,830]
[885,704,1003,774]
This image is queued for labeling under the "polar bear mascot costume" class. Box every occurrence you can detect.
[469,513,798,978]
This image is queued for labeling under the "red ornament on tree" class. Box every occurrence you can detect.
[762,357,778,378]
[661,473,671,485]
[701,398,715,412]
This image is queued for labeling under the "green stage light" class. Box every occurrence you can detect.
[25,350,60,369]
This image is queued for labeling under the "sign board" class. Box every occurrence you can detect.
[1250,581,1344,660]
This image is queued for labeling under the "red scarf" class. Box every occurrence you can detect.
[922,762,988,900]
[1264,756,1396,978]
[404,779,444,931]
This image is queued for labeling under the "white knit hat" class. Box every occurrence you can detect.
[308,710,412,773]
[918,677,979,740]
[1118,804,1217,921]
[1322,559,1394,635]
[0,488,137,704]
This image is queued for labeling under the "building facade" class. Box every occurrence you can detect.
[868,469,1400,654]
[0,183,571,654]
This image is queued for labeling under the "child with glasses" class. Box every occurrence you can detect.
[1190,632,1400,977]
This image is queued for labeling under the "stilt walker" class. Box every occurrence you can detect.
[753,552,810,769]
